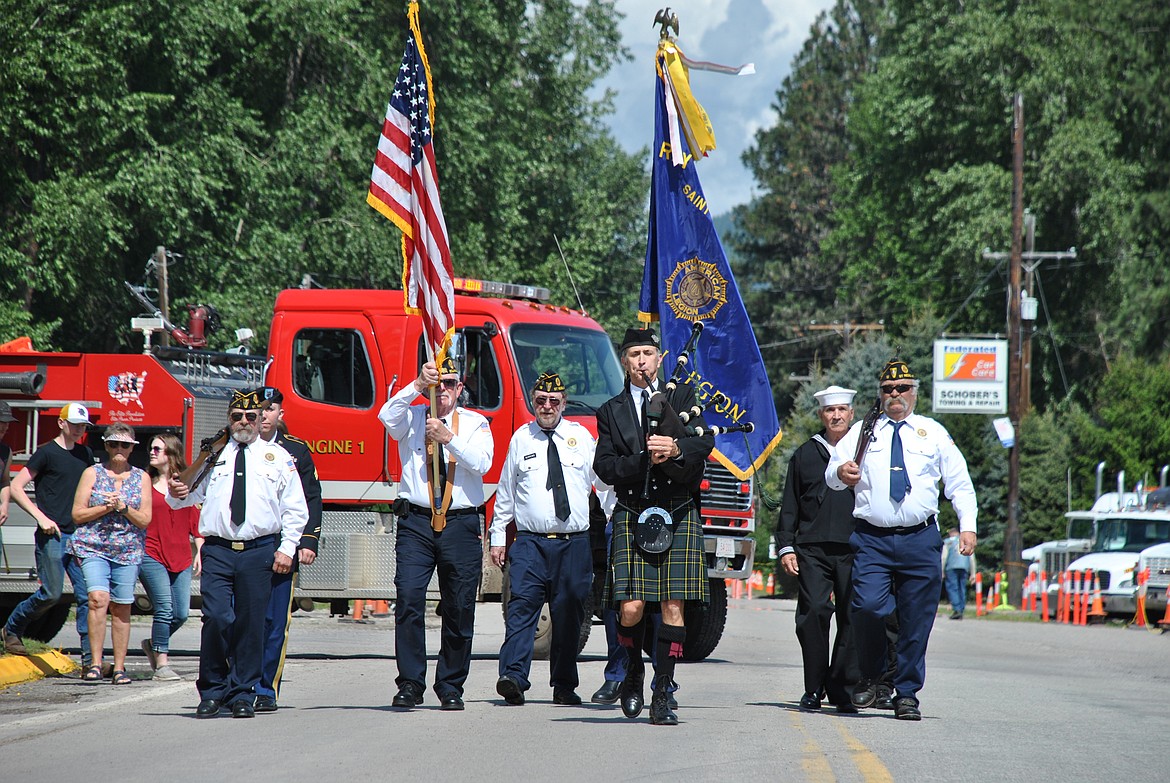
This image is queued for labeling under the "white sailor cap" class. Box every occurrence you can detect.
[813,385,856,408]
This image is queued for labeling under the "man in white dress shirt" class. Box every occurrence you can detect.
[168,388,308,719]
[378,356,493,712]
[490,371,596,707]
[826,358,977,721]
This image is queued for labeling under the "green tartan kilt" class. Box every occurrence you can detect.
[606,500,709,605]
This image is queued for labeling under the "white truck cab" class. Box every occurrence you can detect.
[1065,511,1170,615]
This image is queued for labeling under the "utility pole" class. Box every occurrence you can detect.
[1005,92,1025,609]
[154,246,170,347]
[804,320,884,349]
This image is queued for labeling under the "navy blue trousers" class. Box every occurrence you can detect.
[394,508,481,699]
[198,539,276,706]
[849,523,943,700]
[499,533,592,691]
[257,567,298,700]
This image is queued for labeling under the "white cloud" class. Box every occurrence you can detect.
[594,0,835,212]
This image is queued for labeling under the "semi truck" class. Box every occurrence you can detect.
[0,278,758,659]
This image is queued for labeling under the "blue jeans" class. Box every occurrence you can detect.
[138,555,192,654]
[945,568,969,615]
[4,532,90,662]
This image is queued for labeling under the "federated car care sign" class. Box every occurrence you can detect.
[932,339,1007,414]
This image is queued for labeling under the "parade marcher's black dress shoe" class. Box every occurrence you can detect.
[496,675,525,705]
[392,682,424,708]
[648,676,678,726]
[851,678,879,709]
[439,694,465,711]
[231,701,255,719]
[833,702,860,714]
[619,666,645,719]
[196,699,222,718]
[799,692,822,711]
[552,689,582,705]
[591,680,621,704]
[254,695,278,713]
[874,684,895,710]
[894,697,921,721]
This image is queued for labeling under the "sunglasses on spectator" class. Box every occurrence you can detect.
[106,442,134,450]
[150,446,165,454]
[880,383,915,395]
[534,395,563,407]
[440,379,460,389]
[230,412,260,422]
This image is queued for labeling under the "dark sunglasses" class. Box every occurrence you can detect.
[534,395,563,407]
[880,383,915,395]
[230,411,260,422]
[106,442,134,450]
[440,379,460,389]
[149,446,165,454]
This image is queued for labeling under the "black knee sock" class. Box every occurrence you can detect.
[654,623,686,686]
[617,618,646,673]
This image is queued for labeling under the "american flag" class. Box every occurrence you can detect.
[367,1,454,363]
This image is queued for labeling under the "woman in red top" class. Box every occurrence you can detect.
[138,433,202,681]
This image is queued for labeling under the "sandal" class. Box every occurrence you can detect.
[111,669,131,685]
[81,665,103,682]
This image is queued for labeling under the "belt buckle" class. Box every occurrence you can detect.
[231,541,245,552]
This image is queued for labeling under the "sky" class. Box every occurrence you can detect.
[593,0,836,215]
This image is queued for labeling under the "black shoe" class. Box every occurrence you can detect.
[874,684,895,710]
[648,676,678,726]
[231,701,255,719]
[439,694,465,711]
[950,611,963,620]
[834,702,860,714]
[619,665,645,719]
[799,692,822,711]
[894,697,921,721]
[254,696,278,713]
[196,699,222,718]
[392,682,424,709]
[851,678,879,709]
[552,688,582,706]
[591,680,621,704]
[496,675,525,706]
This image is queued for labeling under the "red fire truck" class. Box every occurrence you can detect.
[0,279,756,659]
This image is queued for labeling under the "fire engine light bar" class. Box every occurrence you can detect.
[453,277,550,302]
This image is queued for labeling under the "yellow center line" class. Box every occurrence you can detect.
[836,720,896,783]
[787,712,836,782]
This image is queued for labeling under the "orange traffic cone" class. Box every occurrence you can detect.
[350,600,367,622]
[1086,572,1107,624]
[1157,590,1170,630]
[766,573,775,596]
[1131,568,1149,628]
[974,572,984,616]
[372,599,392,616]
[1040,570,1050,623]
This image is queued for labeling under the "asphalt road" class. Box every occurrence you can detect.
[0,600,1166,783]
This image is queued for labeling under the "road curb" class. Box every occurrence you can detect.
[0,650,78,689]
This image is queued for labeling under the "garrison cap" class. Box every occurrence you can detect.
[619,327,660,354]
[879,358,917,383]
[533,371,566,394]
[230,388,267,410]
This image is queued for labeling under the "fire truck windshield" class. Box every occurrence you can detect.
[509,324,624,413]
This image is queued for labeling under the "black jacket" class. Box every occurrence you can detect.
[775,434,856,550]
[593,381,714,510]
[276,432,323,554]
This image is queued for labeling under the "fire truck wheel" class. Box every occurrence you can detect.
[24,601,72,644]
[681,578,728,662]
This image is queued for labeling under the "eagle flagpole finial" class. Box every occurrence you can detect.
[653,8,679,41]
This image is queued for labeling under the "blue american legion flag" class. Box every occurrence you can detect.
[367,1,454,364]
[638,50,781,480]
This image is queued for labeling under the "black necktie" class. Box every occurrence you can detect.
[544,429,571,522]
[889,421,910,503]
[230,444,247,525]
[437,419,449,486]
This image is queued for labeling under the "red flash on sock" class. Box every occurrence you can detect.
[668,641,685,658]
